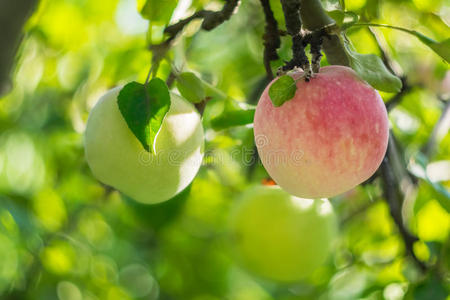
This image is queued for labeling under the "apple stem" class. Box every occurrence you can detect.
[277,0,333,79]
[309,29,325,73]
[279,0,311,80]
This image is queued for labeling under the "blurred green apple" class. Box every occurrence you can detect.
[229,185,337,282]
[84,87,204,204]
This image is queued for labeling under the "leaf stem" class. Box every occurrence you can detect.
[144,63,154,85]
[351,23,417,35]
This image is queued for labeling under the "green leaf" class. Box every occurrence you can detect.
[408,152,450,212]
[343,42,402,93]
[176,72,206,104]
[345,23,450,63]
[210,98,255,130]
[327,10,345,26]
[413,34,450,63]
[117,79,171,153]
[410,274,448,300]
[327,10,359,30]
[137,0,177,24]
[210,110,255,131]
[268,75,297,107]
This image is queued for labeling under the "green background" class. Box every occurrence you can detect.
[0,0,449,299]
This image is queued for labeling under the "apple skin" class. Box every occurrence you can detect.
[254,65,389,198]
[229,185,337,282]
[85,87,204,204]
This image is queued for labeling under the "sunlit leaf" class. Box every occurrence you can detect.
[327,10,359,30]
[176,72,206,104]
[344,42,402,93]
[414,34,450,63]
[117,79,171,153]
[347,23,450,63]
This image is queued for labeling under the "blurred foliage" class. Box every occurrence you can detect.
[0,0,449,299]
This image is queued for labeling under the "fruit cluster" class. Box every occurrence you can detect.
[84,65,389,282]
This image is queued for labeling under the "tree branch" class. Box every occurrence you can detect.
[385,77,412,111]
[280,0,311,78]
[0,0,39,97]
[380,138,428,272]
[366,27,412,112]
[150,1,240,76]
[259,0,281,80]
[299,0,349,66]
[163,0,240,41]
[201,0,241,31]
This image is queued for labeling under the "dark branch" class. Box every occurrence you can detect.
[194,96,212,116]
[366,27,413,112]
[367,26,426,272]
[150,1,240,76]
[368,27,399,76]
[380,139,428,272]
[308,29,326,73]
[163,0,240,40]
[259,0,281,80]
[201,0,240,30]
[280,0,311,78]
[163,10,211,41]
[385,77,412,111]
[300,0,349,66]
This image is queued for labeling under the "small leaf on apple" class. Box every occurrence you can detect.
[344,43,402,93]
[117,79,171,153]
[268,75,297,107]
[176,72,206,104]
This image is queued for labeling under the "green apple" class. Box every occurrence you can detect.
[229,185,337,282]
[84,87,204,204]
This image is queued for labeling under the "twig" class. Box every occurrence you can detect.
[366,27,413,112]
[309,29,325,73]
[194,97,212,116]
[300,0,349,66]
[150,0,241,74]
[201,0,241,30]
[367,27,402,76]
[380,142,428,272]
[163,0,240,39]
[279,0,311,79]
[166,70,177,88]
[385,77,412,111]
[259,0,281,80]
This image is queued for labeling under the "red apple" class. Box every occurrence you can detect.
[254,65,389,198]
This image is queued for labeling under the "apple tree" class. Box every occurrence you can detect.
[0,0,448,299]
